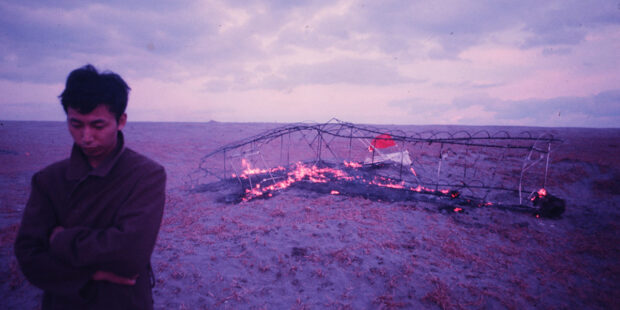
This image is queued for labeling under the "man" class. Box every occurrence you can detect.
[14,64,166,309]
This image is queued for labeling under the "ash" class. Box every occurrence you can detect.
[195,119,564,217]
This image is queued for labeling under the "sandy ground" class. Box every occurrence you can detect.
[1,121,619,309]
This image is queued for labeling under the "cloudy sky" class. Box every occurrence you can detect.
[1,0,619,127]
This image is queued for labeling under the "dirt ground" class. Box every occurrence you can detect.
[1,121,619,309]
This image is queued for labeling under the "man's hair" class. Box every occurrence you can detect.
[59,64,130,121]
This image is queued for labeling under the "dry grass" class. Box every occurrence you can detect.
[2,122,619,309]
[422,277,455,310]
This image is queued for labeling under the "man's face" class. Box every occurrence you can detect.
[67,105,126,167]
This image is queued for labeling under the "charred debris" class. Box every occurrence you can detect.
[194,119,565,219]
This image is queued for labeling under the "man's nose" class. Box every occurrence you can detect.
[82,128,94,144]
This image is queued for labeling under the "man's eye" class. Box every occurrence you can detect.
[71,123,83,128]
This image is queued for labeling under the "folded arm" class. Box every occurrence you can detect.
[48,227,136,285]
[14,172,94,294]
[49,165,166,277]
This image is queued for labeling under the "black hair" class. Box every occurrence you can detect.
[59,64,130,121]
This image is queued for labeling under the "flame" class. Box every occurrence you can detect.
[531,188,548,201]
[241,162,354,201]
[454,207,463,212]
[344,161,362,168]
[538,188,547,197]
[372,176,406,189]
[237,161,467,204]
[410,167,417,177]
[237,158,285,178]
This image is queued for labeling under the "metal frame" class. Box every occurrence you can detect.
[197,119,562,206]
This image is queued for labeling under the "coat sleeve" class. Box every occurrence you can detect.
[49,164,166,277]
[14,172,95,294]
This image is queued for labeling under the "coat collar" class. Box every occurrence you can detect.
[66,131,126,180]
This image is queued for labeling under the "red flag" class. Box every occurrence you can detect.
[371,134,396,149]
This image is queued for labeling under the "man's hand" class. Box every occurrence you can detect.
[92,270,138,286]
[49,226,64,243]
[49,227,138,286]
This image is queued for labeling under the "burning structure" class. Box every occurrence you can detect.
[195,119,564,218]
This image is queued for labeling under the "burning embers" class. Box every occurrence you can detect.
[531,188,566,219]
[226,160,466,206]
[195,159,565,219]
[240,162,354,201]
[197,120,565,218]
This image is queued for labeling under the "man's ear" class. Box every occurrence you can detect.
[117,113,127,131]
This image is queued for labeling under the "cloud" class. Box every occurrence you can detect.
[541,47,572,56]
[591,89,620,115]
[2,0,618,81]
[452,89,620,127]
[268,57,417,87]
[0,1,249,82]
[520,0,620,48]
[1,1,619,127]
[203,57,422,92]
[386,97,457,124]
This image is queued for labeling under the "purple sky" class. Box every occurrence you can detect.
[1,1,619,127]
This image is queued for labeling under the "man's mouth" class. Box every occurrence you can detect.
[82,147,100,154]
